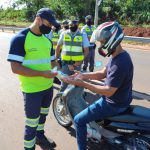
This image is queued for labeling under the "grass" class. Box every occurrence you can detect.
[0,20,31,28]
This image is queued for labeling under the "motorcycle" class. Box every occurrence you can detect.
[52,71,150,150]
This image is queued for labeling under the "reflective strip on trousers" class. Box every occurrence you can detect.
[40,107,49,115]
[37,124,44,131]
[25,117,39,128]
[24,137,36,148]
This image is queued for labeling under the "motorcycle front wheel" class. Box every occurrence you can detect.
[52,94,72,128]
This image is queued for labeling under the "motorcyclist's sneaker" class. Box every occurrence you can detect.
[36,135,56,148]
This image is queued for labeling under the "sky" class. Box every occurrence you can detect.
[0,0,15,8]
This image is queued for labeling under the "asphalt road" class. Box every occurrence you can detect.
[0,32,150,150]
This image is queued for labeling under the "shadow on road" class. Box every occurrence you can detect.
[36,144,56,150]
[65,126,76,137]
[65,126,115,150]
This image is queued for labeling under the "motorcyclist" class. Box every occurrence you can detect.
[62,21,134,150]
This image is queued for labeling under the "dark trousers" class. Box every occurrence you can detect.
[23,87,53,150]
[83,46,95,71]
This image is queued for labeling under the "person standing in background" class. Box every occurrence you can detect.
[60,20,69,34]
[81,15,96,72]
[55,19,89,92]
[46,23,61,84]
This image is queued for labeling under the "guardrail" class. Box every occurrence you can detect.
[124,36,150,44]
[0,26,23,33]
[0,26,150,43]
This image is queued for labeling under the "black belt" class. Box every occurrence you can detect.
[61,60,75,65]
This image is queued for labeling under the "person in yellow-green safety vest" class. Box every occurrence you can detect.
[55,19,90,92]
[59,20,69,34]
[45,23,62,85]
[46,23,61,56]
[81,15,96,72]
[7,8,58,150]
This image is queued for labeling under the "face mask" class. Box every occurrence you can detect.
[54,27,60,33]
[39,24,51,34]
[70,25,78,32]
[86,20,92,26]
[64,26,69,29]
[98,47,107,57]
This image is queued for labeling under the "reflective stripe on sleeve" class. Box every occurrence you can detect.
[7,54,24,62]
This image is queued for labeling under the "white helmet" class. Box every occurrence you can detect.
[90,21,124,57]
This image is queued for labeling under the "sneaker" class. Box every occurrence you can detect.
[36,135,56,148]
[83,66,87,71]
[89,66,94,72]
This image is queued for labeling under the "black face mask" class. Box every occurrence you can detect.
[86,20,92,26]
[54,27,60,33]
[64,26,69,29]
[70,25,78,32]
[39,24,51,34]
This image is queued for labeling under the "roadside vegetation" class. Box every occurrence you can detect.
[0,0,149,37]
[0,0,150,26]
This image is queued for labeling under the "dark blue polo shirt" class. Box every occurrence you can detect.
[105,51,134,107]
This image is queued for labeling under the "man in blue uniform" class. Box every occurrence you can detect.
[7,8,58,150]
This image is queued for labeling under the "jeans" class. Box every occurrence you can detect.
[74,97,128,150]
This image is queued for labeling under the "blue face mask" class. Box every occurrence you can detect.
[39,24,51,34]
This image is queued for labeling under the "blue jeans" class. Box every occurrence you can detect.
[74,97,127,150]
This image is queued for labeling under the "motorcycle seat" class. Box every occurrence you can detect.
[107,105,150,123]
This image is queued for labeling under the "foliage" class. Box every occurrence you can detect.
[0,0,149,26]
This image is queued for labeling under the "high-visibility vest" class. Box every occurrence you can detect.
[84,26,96,41]
[61,31,84,61]
[51,32,60,50]
[19,31,53,93]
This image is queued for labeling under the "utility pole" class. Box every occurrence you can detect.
[94,0,102,27]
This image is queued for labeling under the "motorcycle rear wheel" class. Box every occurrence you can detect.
[52,94,72,128]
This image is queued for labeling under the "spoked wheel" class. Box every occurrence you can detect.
[124,135,150,150]
[52,94,72,128]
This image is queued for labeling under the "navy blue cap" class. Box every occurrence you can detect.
[36,8,58,26]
